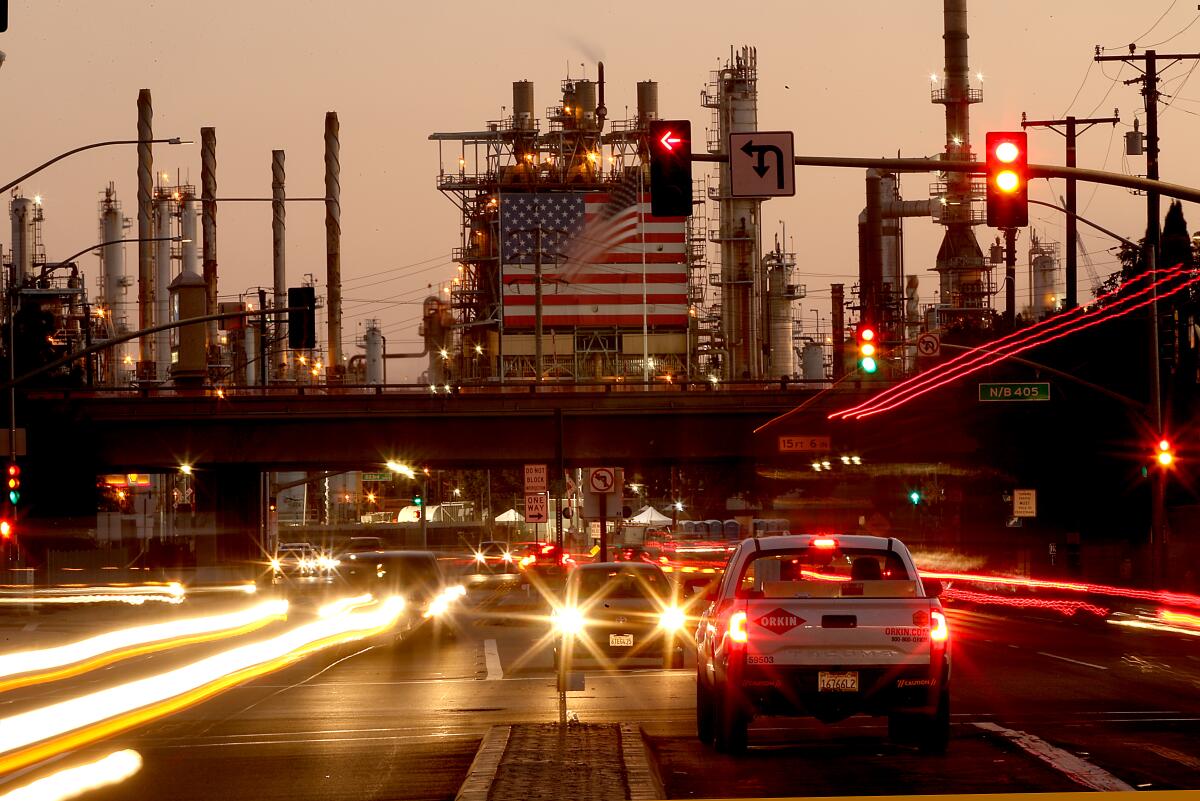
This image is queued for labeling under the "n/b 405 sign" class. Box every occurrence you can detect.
[978,382,1050,402]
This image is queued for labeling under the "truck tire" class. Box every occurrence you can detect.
[713,688,749,754]
[917,688,950,754]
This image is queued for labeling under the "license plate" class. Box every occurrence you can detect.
[818,671,859,692]
[609,634,634,647]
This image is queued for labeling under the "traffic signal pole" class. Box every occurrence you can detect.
[1003,227,1017,329]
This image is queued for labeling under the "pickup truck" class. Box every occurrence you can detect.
[695,534,949,753]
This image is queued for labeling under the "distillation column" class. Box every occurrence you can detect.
[706,47,762,379]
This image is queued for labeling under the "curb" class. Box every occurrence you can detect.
[455,724,511,801]
[620,723,665,801]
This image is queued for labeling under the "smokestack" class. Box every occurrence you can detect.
[137,89,154,378]
[325,112,343,379]
[154,191,172,377]
[596,62,607,130]
[512,81,534,130]
[636,81,659,127]
[272,149,286,379]
[201,127,218,348]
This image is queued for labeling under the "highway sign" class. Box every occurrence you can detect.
[979,382,1050,402]
[588,467,616,494]
[524,463,547,493]
[525,492,548,524]
[729,131,795,197]
[778,435,832,453]
[361,472,391,482]
[1013,488,1037,518]
[916,332,941,357]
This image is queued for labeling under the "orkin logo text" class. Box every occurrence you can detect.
[756,608,805,635]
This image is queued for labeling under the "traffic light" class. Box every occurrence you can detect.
[1156,438,1174,467]
[985,131,1029,228]
[648,120,693,217]
[413,492,423,507]
[0,519,11,540]
[908,490,922,505]
[856,324,878,374]
[287,286,317,350]
[6,463,19,506]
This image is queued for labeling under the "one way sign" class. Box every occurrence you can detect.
[729,131,795,198]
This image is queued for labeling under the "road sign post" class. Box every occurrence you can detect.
[729,132,796,197]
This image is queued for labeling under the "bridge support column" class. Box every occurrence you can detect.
[194,466,264,571]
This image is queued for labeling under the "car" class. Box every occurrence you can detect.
[270,542,319,580]
[517,542,575,593]
[472,540,516,574]
[695,534,950,754]
[340,550,466,638]
[344,536,385,555]
[551,562,687,670]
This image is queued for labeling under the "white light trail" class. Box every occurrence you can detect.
[0,600,288,692]
[0,597,405,773]
[0,749,142,801]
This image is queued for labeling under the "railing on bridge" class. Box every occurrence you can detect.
[28,377,839,400]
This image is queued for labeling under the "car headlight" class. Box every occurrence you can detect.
[269,558,282,572]
[502,552,513,562]
[659,606,686,631]
[475,552,487,563]
[426,596,450,618]
[553,606,586,635]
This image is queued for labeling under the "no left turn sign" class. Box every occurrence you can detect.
[589,467,616,494]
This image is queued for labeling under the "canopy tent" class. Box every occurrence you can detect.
[627,505,673,526]
[494,508,525,523]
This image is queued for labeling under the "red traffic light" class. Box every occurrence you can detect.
[657,129,683,151]
[648,120,693,217]
[985,131,1029,228]
[1156,439,1174,466]
[0,520,12,539]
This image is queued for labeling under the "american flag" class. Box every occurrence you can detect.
[500,189,688,328]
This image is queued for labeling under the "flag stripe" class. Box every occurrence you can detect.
[501,189,687,329]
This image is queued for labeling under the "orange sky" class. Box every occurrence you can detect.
[1,1,1197,380]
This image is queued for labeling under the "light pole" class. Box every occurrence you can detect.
[386,461,427,547]
[0,137,188,197]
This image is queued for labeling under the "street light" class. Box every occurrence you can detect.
[385,460,416,479]
[0,137,190,197]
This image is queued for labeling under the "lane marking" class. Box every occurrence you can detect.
[973,722,1134,791]
[21,624,38,632]
[154,731,479,749]
[1037,651,1108,670]
[483,639,503,680]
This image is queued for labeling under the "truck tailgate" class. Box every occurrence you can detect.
[741,599,937,667]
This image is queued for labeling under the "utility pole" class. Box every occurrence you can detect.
[506,216,565,381]
[1021,110,1120,310]
[1094,46,1200,583]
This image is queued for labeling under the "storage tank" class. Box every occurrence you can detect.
[10,196,35,284]
[512,81,535,130]
[766,249,797,378]
[636,81,659,126]
[802,341,826,385]
[573,80,597,129]
[364,319,384,385]
[1032,249,1058,319]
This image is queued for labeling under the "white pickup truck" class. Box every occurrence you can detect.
[695,534,950,753]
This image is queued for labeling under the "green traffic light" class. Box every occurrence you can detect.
[908,490,921,505]
[8,491,18,505]
[861,356,878,374]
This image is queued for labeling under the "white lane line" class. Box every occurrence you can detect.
[155,731,479,749]
[484,639,503,680]
[1036,651,1108,670]
[974,722,1134,791]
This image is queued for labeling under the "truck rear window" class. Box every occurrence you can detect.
[735,548,916,599]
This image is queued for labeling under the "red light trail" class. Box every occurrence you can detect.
[942,588,1109,617]
[830,267,1189,420]
[837,269,1199,419]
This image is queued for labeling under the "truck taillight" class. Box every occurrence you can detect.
[930,610,948,642]
[811,537,838,549]
[729,610,748,644]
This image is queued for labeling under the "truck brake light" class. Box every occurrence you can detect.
[930,610,948,642]
[730,610,748,644]
[811,537,838,549]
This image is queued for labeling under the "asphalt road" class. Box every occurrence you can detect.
[5,577,1200,800]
